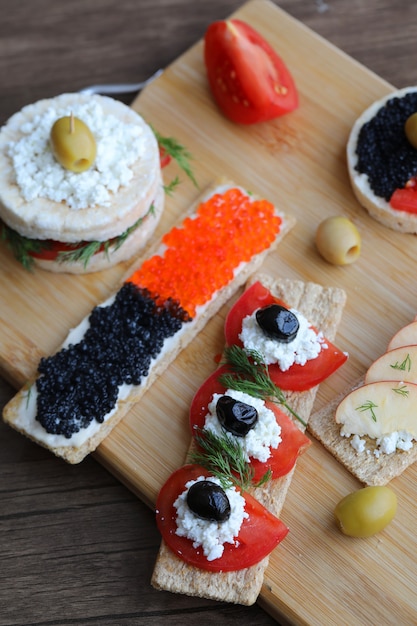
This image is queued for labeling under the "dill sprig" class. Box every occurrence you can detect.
[56,204,156,268]
[390,354,411,372]
[392,384,409,397]
[189,427,271,492]
[153,128,198,188]
[356,400,378,422]
[163,176,180,196]
[1,221,48,271]
[1,202,156,271]
[220,345,307,428]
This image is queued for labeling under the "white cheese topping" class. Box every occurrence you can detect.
[202,388,281,463]
[349,431,415,457]
[174,475,248,561]
[240,308,325,370]
[7,100,146,209]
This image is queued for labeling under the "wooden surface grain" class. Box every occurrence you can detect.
[1,1,417,625]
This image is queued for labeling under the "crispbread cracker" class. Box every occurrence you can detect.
[151,274,347,605]
[3,183,295,464]
[308,376,417,486]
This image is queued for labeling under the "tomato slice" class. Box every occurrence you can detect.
[159,145,172,168]
[204,19,298,125]
[155,463,288,572]
[224,281,347,391]
[390,186,417,214]
[189,365,311,481]
[29,239,98,261]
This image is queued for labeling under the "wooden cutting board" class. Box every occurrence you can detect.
[1,1,417,623]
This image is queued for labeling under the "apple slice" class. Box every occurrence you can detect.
[335,380,417,439]
[365,345,417,384]
[387,321,417,350]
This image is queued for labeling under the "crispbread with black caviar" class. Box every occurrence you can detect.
[2,182,295,464]
[151,273,347,605]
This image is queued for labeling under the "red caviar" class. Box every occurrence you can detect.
[128,187,282,318]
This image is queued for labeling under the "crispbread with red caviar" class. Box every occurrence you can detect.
[151,273,347,605]
[2,181,295,464]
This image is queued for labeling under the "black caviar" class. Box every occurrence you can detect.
[35,282,190,438]
[355,92,417,200]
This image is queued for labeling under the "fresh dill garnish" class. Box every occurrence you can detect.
[189,427,271,492]
[56,204,155,268]
[152,128,198,188]
[1,203,156,271]
[356,400,378,422]
[390,354,411,372]
[219,345,307,428]
[163,176,180,196]
[392,384,409,397]
[1,221,50,271]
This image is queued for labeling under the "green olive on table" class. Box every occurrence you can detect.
[315,216,361,265]
[405,112,417,150]
[334,486,397,538]
[50,114,96,172]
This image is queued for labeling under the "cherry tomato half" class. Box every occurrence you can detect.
[155,463,289,572]
[204,19,298,124]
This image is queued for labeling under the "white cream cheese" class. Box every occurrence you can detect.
[174,475,248,561]
[7,100,146,209]
[349,431,414,457]
[203,388,281,463]
[240,308,325,370]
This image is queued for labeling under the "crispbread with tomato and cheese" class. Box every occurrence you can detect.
[151,273,347,605]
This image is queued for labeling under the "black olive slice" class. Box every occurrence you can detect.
[255,304,299,343]
[186,480,231,522]
[216,395,258,437]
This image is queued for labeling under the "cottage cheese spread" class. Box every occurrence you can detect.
[7,100,146,209]
[203,389,281,463]
[174,475,248,561]
[240,308,325,370]
[349,431,415,457]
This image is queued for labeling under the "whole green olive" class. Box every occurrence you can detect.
[50,114,96,172]
[315,216,361,265]
[405,112,417,149]
[334,486,397,538]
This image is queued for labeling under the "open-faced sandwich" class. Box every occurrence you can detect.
[2,181,295,463]
[151,273,347,605]
[309,315,417,486]
[0,92,165,272]
[347,86,417,232]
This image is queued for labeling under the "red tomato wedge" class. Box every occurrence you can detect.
[390,186,417,214]
[224,281,347,392]
[189,365,311,481]
[155,464,289,572]
[204,19,298,125]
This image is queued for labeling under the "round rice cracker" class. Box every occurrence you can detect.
[347,86,417,233]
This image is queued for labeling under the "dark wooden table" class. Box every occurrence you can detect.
[1,1,416,624]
